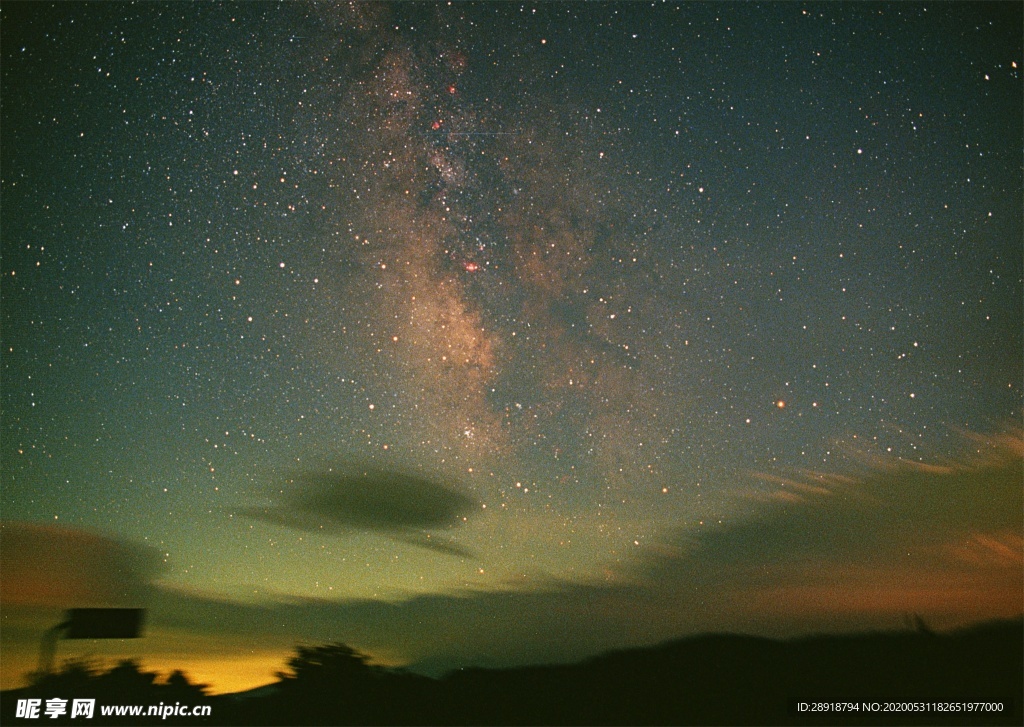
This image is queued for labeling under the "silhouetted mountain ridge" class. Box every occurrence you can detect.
[433,619,1021,725]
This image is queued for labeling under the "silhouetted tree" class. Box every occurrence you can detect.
[277,642,374,684]
[260,643,441,724]
[271,642,385,722]
[98,659,159,695]
[911,612,935,635]
[28,657,103,696]
[14,658,215,725]
[163,669,210,700]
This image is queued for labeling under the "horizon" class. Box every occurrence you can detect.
[6,619,1020,726]
[5,614,1022,697]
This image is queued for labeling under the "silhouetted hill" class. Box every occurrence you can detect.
[432,620,1022,725]
[3,619,1020,725]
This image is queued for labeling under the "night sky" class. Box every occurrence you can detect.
[2,1,1021,693]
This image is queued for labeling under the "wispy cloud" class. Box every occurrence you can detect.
[0,522,164,608]
[240,468,478,556]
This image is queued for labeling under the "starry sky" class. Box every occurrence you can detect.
[2,1,1021,693]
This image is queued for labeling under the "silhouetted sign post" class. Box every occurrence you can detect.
[38,608,146,675]
[64,608,145,639]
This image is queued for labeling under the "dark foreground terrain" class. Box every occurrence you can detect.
[2,619,1020,725]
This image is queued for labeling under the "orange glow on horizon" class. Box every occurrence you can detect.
[740,556,1024,626]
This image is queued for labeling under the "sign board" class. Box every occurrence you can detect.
[63,608,145,639]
